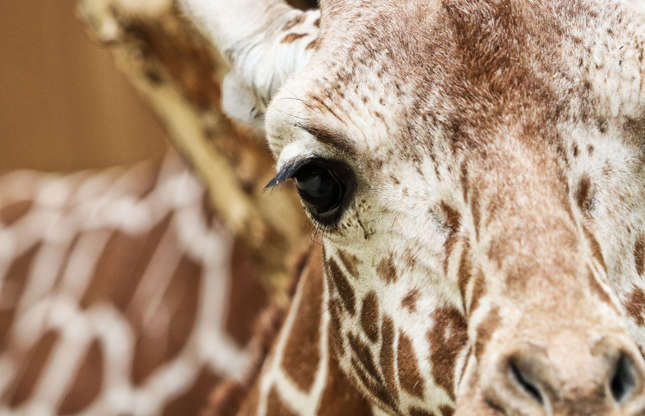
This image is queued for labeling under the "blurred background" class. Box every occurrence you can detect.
[0,1,314,414]
[0,0,167,172]
[0,2,235,414]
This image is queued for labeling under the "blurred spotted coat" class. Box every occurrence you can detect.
[0,151,268,415]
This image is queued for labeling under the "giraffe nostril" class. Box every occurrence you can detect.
[610,353,637,404]
[508,357,544,405]
[488,338,645,413]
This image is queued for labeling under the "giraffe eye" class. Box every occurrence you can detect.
[294,161,346,223]
[266,157,355,226]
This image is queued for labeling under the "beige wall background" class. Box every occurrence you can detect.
[0,0,168,172]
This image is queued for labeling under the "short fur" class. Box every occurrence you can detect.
[182,0,645,414]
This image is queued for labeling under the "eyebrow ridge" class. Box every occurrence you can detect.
[296,123,357,157]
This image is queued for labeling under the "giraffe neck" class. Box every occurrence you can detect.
[235,244,374,416]
[0,151,267,414]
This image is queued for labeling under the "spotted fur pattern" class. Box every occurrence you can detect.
[185,0,645,414]
[0,152,268,415]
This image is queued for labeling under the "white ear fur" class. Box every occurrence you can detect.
[222,73,266,136]
[179,0,320,134]
[222,8,320,134]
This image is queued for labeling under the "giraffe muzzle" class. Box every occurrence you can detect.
[477,332,645,415]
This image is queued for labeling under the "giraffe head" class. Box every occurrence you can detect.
[182,0,645,414]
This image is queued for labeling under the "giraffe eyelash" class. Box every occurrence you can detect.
[265,157,314,189]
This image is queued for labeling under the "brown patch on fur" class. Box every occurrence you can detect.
[624,117,645,145]
[4,330,59,407]
[348,332,380,381]
[409,408,434,416]
[457,244,472,310]
[439,405,455,416]
[282,13,306,31]
[602,163,612,177]
[287,243,317,297]
[306,39,320,50]
[327,257,356,315]
[428,308,468,401]
[225,239,268,347]
[282,245,323,391]
[397,331,425,399]
[406,251,417,269]
[267,386,297,416]
[486,236,505,270]
[401,289,419,313]
[475,307,501,361]
[380,315,399,403]
[248,305,289,385]
[351,357,397,411]
[318,351,373,415]
[200,191,216,228]
[469,270,487,315]
[0,200,32,225]
[361,291,379,342]
[583,224,607,272]
[80,214,172,310]
[441,202,461,273]
[162,366,221,416]
[338,248,361,278]
[281,32,308,44]
[329,298,345,356]
[470,185,482,241]
[206,379,246,416]
[440,0,564,146]
[460,162,470,203]
[376,253,398,284]
[635,237,645,277]
[57,340,103,414]
[626,287,645,326]
[131,255,201,385]
[0,243,41,349]
[575,175,593,214]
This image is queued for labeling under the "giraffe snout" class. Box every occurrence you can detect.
[479,332,645,415]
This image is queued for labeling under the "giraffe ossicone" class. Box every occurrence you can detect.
[180,0,645,414]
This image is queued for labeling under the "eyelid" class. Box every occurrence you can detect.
[265,157,316,189]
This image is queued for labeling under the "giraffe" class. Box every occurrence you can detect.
[0,150,271,415]
[180,0,645,415]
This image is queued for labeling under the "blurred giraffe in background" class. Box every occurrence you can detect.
[0,0,321,412]
[0,151,271,415]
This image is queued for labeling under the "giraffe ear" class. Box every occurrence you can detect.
[179,0,320,134]
[221,73,264,133]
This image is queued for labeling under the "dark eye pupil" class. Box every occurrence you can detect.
[295,166,343,216]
